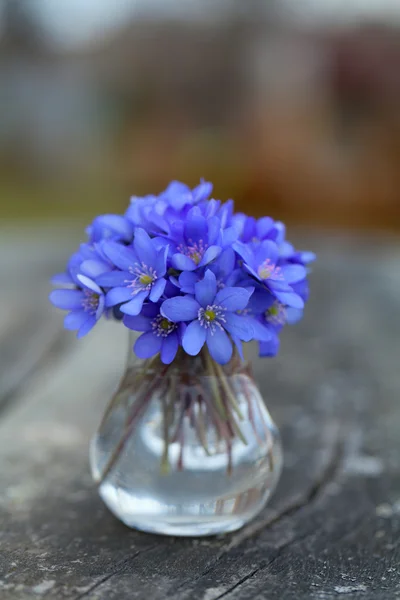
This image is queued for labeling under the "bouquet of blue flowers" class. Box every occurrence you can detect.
[50,180,314,476]
[50,180,314,361]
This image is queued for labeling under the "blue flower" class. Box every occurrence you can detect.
[123,303,183,364]
[49,275,105,338]
[51,242,113,287]
[96,228,168,316]
[161,270,254,364]
[176,248,240,295]
[233,239,306,309]
[86,214,134,244]
[235,215,277,244]
[247,291,304,358]
[166,206,223,271]
[125,180,213,235]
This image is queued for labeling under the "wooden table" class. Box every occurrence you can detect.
[1,228,399,600]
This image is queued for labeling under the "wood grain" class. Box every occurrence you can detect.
[0,231,399,599]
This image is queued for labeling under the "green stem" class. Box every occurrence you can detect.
[98,363,170,484]
[213,360,245,421]
[98,357,155,431]
[203,350,228,421]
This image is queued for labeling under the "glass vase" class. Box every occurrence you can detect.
[90,335,283,537]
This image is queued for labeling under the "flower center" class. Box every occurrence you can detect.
[139,274,153,286]
[152,315,176,337]
[160,318,171,330]
[190,251,202,265]
[265,302,286,325]
[82,290,100,315]
[258,258,282,281]
[126,263,157,294]
[178,239,207,265]
[198,304,226,333]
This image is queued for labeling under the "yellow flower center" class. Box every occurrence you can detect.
[160,318,172,330]
[139,274,153,286]
[190,251,202,265]
[204,309,216,321]
[268,305,279,317]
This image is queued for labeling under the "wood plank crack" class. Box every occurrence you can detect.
[213,567,264,600]
[73,545,158,600]
[173,429,346,598]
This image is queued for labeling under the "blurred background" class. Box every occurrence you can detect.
[0,0,399,231]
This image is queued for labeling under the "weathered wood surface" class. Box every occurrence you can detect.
[0,228,399,600]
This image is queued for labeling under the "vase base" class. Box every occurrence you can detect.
[118,516,247,537]
[99,481,271,537]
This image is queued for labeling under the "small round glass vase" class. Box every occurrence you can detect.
[90,336,283,537]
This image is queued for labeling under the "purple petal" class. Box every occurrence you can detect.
[133,228,157,266]
[199,245,221,267]
[281,264,307,284]
[141,303,160,318]
[134,332,162,359]
[81,259,110,279]
[104,242,137,271]
[273,290,304,309]
[248,289,275,313]
[105,287,132,307]
[268,279,291,292]
[171,253,197,272]
[49,289,84,310]
[279,241,294,259]
[220,226,239,247]
[224,313,254,342]
[182,320,207,356]
[149,278,166,302]
[206,216,221,245]
[161,331,179,364]
[123,314,152,332]
[120,290,149,316]
[292,279,310,302]
[51,272,73,285]
[77,316,97,339]
[256,217,274,239]
[193,180,212,202]
[215,286,253,311]
[286,307,304,325]
[152,236,170,251]
[96,271,130,287]
[195,270,217,308]
[214,248,235,277]
[77,275,102,295]
[96,294,105,319]
[241,216,256,242]
[232,240,253,264]
[184,210,207,244]
[64,310,88,331]
[244,317,271,342]
[178,271,198,294]
[259,336,280,357]
[243,263,260,280]
[155,246,168,277]
[161,296,200,322]
[274,222,286,245]
[206,328,232,365]
[88,214,134,243]
[255,240,279,267]
[299,251,316,264]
